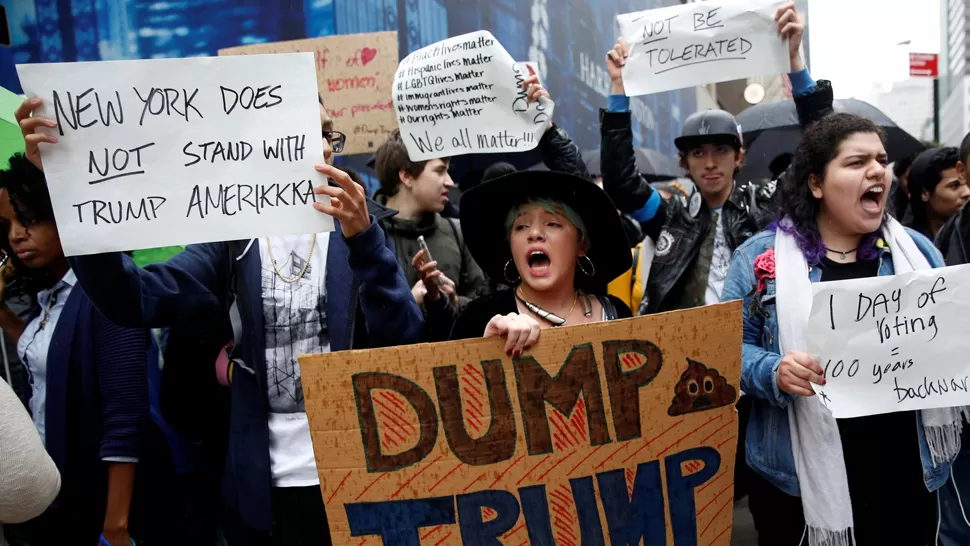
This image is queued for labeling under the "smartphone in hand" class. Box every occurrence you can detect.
[417,236,444,288]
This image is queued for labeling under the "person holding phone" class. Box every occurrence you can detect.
[373,130,486,342]
[0,154,169,544]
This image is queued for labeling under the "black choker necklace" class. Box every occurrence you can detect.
[515,289,592,326]
[824,246,858,261]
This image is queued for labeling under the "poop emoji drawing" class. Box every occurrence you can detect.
[668,358,737,416]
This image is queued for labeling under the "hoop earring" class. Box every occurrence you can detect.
[504,259,520,285]
[578,255,596,277]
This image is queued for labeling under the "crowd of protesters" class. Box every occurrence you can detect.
[2,2,970,546]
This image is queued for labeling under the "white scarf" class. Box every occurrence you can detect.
[775,217,966,546]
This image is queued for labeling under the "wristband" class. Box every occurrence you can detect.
[99,535,135,546]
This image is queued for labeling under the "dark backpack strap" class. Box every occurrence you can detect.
[446,216,464,250]
[446,217,465,277]
[599,296,619,321]
[631,245,642,292]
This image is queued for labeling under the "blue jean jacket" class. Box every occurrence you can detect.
[720,228,952,496]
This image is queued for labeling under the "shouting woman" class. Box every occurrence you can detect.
[721,113,965,545]
[450,171,632,348]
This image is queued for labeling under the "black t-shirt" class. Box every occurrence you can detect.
[818,258,934,545]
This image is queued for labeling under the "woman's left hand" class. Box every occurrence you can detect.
[522,73,553,132]
[100,527,130,546]
[775,1,805,72]
[484,313,541,357]
[312,164,372,239]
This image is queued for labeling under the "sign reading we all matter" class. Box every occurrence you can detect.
[300,302,743,546]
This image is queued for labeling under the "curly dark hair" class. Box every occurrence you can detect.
[776,113,887,264]
[0,153,61,294]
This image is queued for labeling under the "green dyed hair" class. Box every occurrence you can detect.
[504,198,588,250]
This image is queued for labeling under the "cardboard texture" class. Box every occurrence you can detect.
[300,301,742,546]
[220,31,399,155]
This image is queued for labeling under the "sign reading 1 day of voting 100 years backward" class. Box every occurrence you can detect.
[299,302,742,546]
[808,264,970,419]
[617,0,790,97]
[220,31,399,156]
[392,31,554,162]
[16,54,331,256]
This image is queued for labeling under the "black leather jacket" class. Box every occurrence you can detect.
[600,80,834,314]
[539,122,590,179]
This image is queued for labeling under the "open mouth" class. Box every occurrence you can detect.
[860,185,885,214]
[527,250,551,277]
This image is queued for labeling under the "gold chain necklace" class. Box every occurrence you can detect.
[266,234,317,283]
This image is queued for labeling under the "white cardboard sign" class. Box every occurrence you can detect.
[617,0,790,97]
[807,264,970,419]
[392,31,554,161]
[16,54,333,256]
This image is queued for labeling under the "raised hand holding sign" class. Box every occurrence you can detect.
[16,54,333,256]
[392,30,554,161]
[616,0,791,96]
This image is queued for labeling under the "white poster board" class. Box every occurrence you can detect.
[807,264,970,418]
[392,31,554,161]
[17,54,333,256]
[617,0,790,97]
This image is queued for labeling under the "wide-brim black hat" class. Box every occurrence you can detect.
[460,170,632,292]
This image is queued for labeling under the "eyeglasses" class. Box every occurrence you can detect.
[323,130,346,154]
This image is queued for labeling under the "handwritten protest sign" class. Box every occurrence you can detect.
[392,31,554,161]
[300,301,742,546]
[807,264,970,419]
[617,0,790,97]
[220,32,398,155]
[17,54,332,256]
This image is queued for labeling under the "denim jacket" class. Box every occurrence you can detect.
[721,228,952,496]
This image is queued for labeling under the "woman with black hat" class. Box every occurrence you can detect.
[450,171,633,354]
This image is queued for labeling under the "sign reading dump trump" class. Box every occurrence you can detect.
[16,54,331,256]
[299,301,742,546]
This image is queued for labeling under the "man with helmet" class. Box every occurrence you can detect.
[600,1,832,315]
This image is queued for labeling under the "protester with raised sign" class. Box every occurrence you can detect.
[414,74,593,322]
[16,95,423,544]
[721,113,962,546]
[372,129,485,341]
[904,147,969,239]
[601,2,829,316]
[450,171,632,349]
[0,154,171,544]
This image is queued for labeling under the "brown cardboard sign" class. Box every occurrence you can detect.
[299,301,742,546]
[220,31,398,155]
